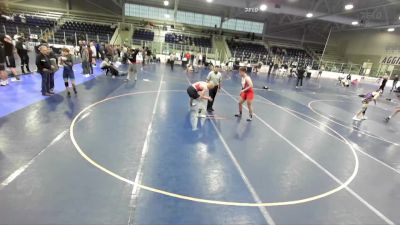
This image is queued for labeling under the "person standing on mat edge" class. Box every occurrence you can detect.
[378,74,389,93]
[15,36,31,74]
[186,81,214,117]
[296,66,305,88]
[206,65,222,112]
[126,48,139,81]
[235,67,254,121]
[169,52,175,71]
[0,38,8,86]
[36,45,53,96]
[1,35,20,82]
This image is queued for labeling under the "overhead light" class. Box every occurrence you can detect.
[163,0,169,6]
[345,4,354,10]
[388,28,395,32]
[164,14,170,18]
[206,0,213,2]
[260,4,267,11]
[306,13,313,18]
[351,21,359,25]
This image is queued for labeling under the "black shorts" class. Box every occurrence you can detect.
[6,56,16,68]
[0,63,5,71]
[187,85,200,99]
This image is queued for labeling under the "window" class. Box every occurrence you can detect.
[194,13,203,26]
[124,3,221,27]
[185,12,195,24]
[235,20,244,31]
[222,18,264,34]
[138,5,148,18]
[176,11,185,23]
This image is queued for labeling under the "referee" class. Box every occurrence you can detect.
[206,65,222,112]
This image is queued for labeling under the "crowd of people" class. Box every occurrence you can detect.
[0,33,158,94]
[1,33,399,125]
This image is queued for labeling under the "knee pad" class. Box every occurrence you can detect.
[64,81,69,87]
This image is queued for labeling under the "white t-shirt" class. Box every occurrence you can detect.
[90,46,97,57]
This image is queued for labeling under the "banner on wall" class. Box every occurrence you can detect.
[380,56,400,65]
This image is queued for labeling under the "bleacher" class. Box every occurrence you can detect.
[54,21,115,45]
[227,40,268,60]
[306,43,324,57]
[132,29,154,41]
[0,14,55,37]
[165,33,212,48]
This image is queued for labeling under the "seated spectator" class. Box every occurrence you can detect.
[100,58,118,77]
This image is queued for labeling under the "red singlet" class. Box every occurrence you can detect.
[240,77,254,101]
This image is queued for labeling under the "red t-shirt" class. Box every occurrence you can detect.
[185,53,191,60]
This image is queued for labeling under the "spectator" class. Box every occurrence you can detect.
[127,48,139,81]
[296,67,305,88]
[100,58,118,77]
[169,52,175,71]
[0,38,7,86]
[379,74,389,92]
[15,36,31,74]
[391,75,399,92]
[36,45,53,96]
[48,47,59,94]
[90,42,97,66]
[81,46,90,76]
[1,35,20,81]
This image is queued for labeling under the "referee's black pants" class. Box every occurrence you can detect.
[207,85,219,111]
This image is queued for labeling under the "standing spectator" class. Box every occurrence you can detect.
[185,52,191,65]
[78,40,83,57]
[169,52,175,71]
[296,67,305,88]
[95,42,100,59]
[74,45,80,57]
[36,45,53,96]
[198,53,203,66]
[379,74,389,92]
[81,46,90,76]
[267,61,273,75]
[113,46,119,62]
[15,36,31,74]
[206,65,222,112]
[88,44,93,75]
[99,42,105,60]
[0,38,7,86]
[105,44,113,61]
[90,42,97,67]
[1,35,20,81]
[127,48,139,81]
[391,75,399,92]
[141,47,146,66]
[48,47,58,94]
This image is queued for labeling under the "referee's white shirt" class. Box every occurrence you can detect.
[207,71,222,87]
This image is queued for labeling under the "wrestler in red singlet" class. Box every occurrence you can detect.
[235,67,254,121]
